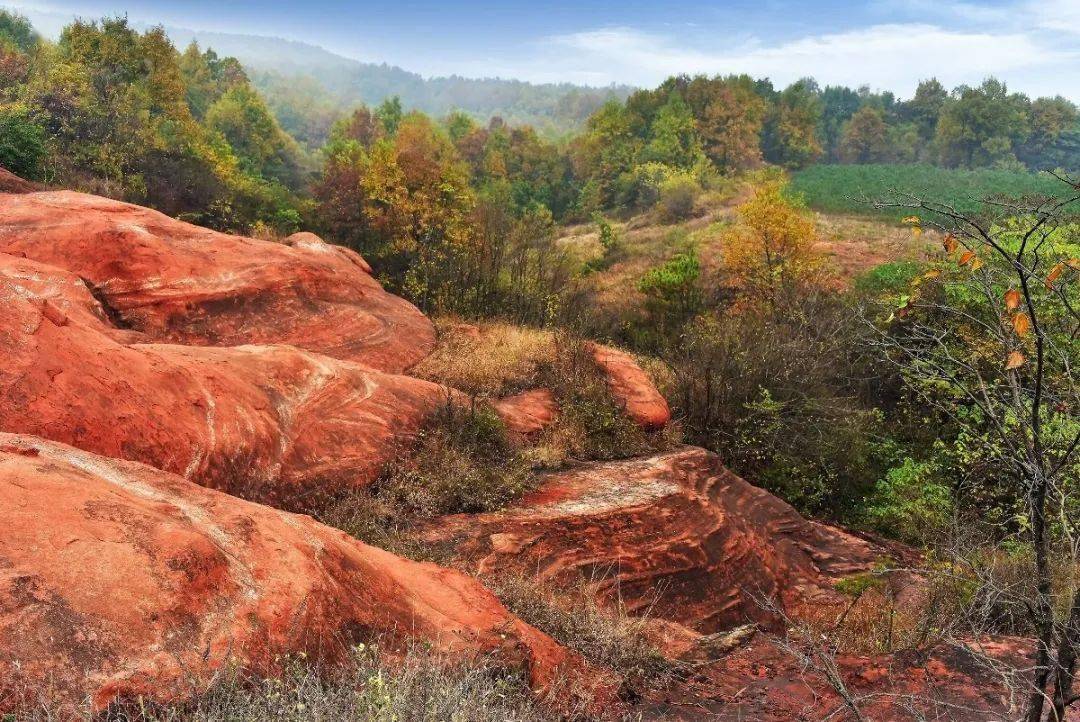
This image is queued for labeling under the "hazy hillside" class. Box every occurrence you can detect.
[165,27,632,145]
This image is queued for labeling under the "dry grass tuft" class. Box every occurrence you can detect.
[412,318,556,398]
[488,573,681,699]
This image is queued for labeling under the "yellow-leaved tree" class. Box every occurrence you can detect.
[721,175,822,306]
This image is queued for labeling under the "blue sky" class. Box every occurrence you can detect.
[7,0,1080,99]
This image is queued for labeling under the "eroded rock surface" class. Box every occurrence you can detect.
[0,190,433,372]
[0,253,449,506]
[418,447,889,633]
[0,434,594,714]
[493,389,559,441]
[587,342,670,430]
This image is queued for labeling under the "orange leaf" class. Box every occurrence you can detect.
[1012,313,1031,337]
[959,251,975,266]
[943,234,958,253]
[1004,289,1021,310]
[912,226,923,237]
[1047,263,1064,286]
[1005,351,1026,370]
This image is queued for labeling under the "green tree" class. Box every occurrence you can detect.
[935,78,1031,168]
[763,79,823,169]
[0,103,44,178]
[641,91,704,170]
[376,95,404,135]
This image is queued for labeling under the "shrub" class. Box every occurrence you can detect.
[377,402,533,518]
[867,457,954,543]
[655,174,700,222]
[0,104,45,180]
[637,251,702,342]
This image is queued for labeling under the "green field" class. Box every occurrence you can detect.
[790,164,1074,221]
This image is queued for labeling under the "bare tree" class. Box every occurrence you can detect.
[869,174,1080,721]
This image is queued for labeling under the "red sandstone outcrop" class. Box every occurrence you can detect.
[0,166,40,193]
[0,190,433,372]
[0,434,600,714]
[587,342,670,430]
[418,446,892,633]
[0,253,450,506]
[651,633,1031,721]
[493,389,559,440]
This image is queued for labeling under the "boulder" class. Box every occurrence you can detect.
[0,434,597,714]
[0,167,41,194]
[418,447,891,633]
[0,190,433,373]
[587,343,670,430]
[0,253,449,507]
[493,389,559,441]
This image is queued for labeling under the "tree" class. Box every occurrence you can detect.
[0,103,44,178]
[763,79,823,169]
[819,85,863,161]
[376,95,403,135]
[641,91,705,170]
[0,10,39,54]
[873,178,1080,722]
[905,78,948,143]
[698,75,767,172]
[935,78,1031,168]
[721,176,820,305]
[837,106,890,164]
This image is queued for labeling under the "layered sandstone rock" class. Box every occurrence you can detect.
[0,434,594,714]
[0,253,449,506]
[418,447,890,633]
[587,343,670,430]
[0,190,433,372]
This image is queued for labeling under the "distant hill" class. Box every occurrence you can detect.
[164,27,632,146]
[13,8,631,147]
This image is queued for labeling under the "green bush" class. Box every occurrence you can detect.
[656,174,700,222]
[855,260,924,297]
[867,458,954,543]
[0,104,44,180]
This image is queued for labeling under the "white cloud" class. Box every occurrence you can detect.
[1029,0,1080,33]
[510,23,1079,99]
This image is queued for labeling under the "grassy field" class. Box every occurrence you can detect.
[790,164,1073,220]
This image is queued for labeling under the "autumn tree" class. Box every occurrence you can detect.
[721,175,820,305]
[698,75,767,172]
[837,106,890,164]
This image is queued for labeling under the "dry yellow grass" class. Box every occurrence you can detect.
[412,318,557,398]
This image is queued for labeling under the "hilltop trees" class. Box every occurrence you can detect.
[0,13,304,231]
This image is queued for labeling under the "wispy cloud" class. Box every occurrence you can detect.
[529,23,1076,96]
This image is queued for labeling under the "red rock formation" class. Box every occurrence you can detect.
[648,633,1031,721]
[0,434,602,714]
[0,190,433,372]
[418,447,891,633]
[587,342,670,430]
[493,389,559,441]
[0,167,40,193]
[0,253,450,506]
